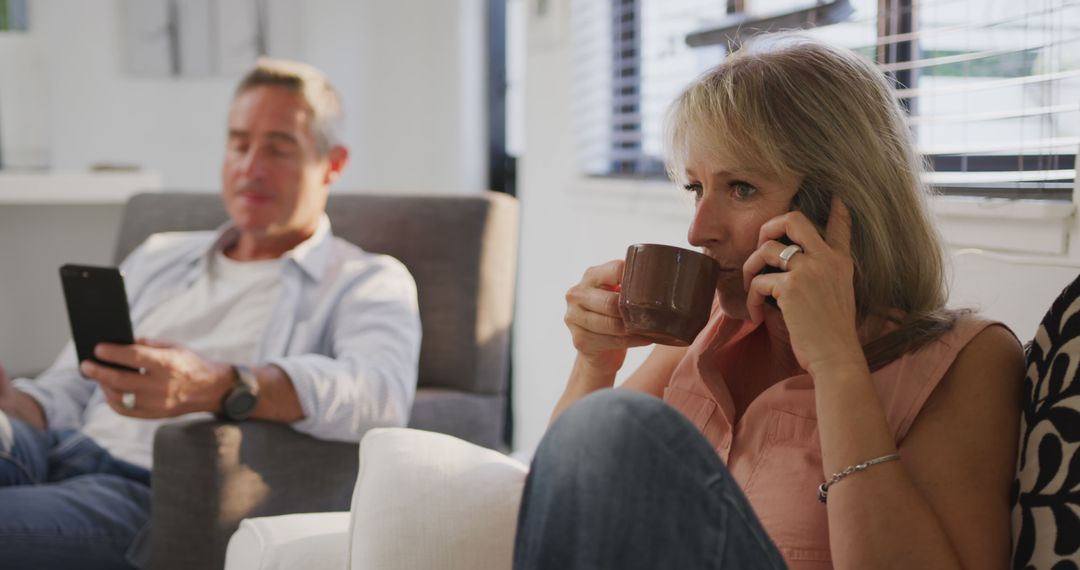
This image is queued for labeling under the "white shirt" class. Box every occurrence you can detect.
[137,251,282,362]
[17,217,421,470]
[80,252,283,467]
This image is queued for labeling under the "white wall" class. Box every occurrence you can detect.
[514,6,696,454]
[1,0,487,193]
[511,0,1080,454]
[34,1,235,189]
[303,1,488,194]
[0,0,488,376]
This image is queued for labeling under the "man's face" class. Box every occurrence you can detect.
[222,85,337,239]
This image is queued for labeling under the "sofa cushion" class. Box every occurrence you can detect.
[348,428,528,570]
[1012,275,1080,568]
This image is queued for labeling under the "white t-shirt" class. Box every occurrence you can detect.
[81,251,283,468]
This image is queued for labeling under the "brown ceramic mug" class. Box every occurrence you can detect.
[618,243,721,346]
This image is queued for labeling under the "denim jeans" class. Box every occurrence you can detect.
[514,389,788,570]
[0,411,151,570]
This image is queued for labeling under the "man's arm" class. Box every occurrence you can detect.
[267,263,421,441]
[246,363,303,422]
[84,255,421,440]
[0,364,47,430]
[82,338,306,421]
[9,342,101,431]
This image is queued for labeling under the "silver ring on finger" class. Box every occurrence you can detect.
[778,244,803,272]
[121,391,136,411]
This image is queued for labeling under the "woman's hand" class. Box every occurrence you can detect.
[564,260,652,378]
[741,196,866,376]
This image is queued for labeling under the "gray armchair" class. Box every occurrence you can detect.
[110,191,519,570]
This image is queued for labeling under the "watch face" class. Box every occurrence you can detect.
[226,391,258,419]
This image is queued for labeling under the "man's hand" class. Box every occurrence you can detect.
[0,363,47,430]
[80,339,235,418]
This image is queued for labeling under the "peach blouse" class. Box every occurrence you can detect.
[662,308,996,569]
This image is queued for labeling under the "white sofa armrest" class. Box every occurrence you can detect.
[224,512,350,570]
[225,428,529,570]
[347,428,529,570]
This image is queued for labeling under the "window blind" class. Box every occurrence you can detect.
[572,0,728,176]
[881,0,1079,190]
[572,0,1079,196]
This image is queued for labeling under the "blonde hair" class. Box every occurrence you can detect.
[234,58,344,155]
[665,33,957,368]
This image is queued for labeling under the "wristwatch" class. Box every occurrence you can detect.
[221,364,260,421]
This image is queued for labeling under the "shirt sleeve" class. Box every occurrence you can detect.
[12,342,96,430]
[12,237,159,430]
[271,258,421,443]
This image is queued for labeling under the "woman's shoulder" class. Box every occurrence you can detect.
[948,313,1019,346]
[874,313,1023,440]
[941,319,1024,391]
[904,313,1024,423]
[902,320,1024,466]
[898,312,1017,365]
[901,314,1022,388]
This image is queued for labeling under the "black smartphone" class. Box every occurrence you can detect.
[59,264,138,372]
[761,188,832,307]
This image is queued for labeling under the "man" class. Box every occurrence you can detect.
[0,59,421,568]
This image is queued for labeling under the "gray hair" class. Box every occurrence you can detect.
[234,58,344,155]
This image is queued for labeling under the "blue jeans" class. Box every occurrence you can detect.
[0,412,151,569]
[514,389,788,570]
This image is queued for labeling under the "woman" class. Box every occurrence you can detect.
[513,34,1024,569]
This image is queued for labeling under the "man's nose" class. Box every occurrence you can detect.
[238,147,270,178]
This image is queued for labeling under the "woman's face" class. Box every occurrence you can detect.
[684,145,801,320]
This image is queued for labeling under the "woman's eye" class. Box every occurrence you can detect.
[730,181,758,200]
[683,182,703,200]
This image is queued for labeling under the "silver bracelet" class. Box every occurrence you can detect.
[817,453,900,504]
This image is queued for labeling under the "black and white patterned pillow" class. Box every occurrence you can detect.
[1013,275,1080,570]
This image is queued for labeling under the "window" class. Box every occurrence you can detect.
[886,0,1079,198]
[572,0,728,176]
[573,0,1080,200]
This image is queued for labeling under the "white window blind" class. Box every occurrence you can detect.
[572,0,1079,198]
[890,0,1079,191]
[572,0,728,176]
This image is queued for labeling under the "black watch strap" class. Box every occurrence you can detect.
[221,364,260,421]
[233,364,259,394]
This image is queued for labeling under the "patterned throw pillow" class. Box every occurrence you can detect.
[1013,275,1080,570]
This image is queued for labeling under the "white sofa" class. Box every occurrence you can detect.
[224,428,529,570]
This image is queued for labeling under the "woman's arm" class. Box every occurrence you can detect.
[817,325,1022,570]
[550,344,685,424]
[550,259,659,425]
[747,199,1022,569]
[894,325,1021,567]
[620,344,688,397]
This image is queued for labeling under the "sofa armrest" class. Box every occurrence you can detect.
[224,512,351,570]
[347,428,528,570]
[148,419,359,570]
